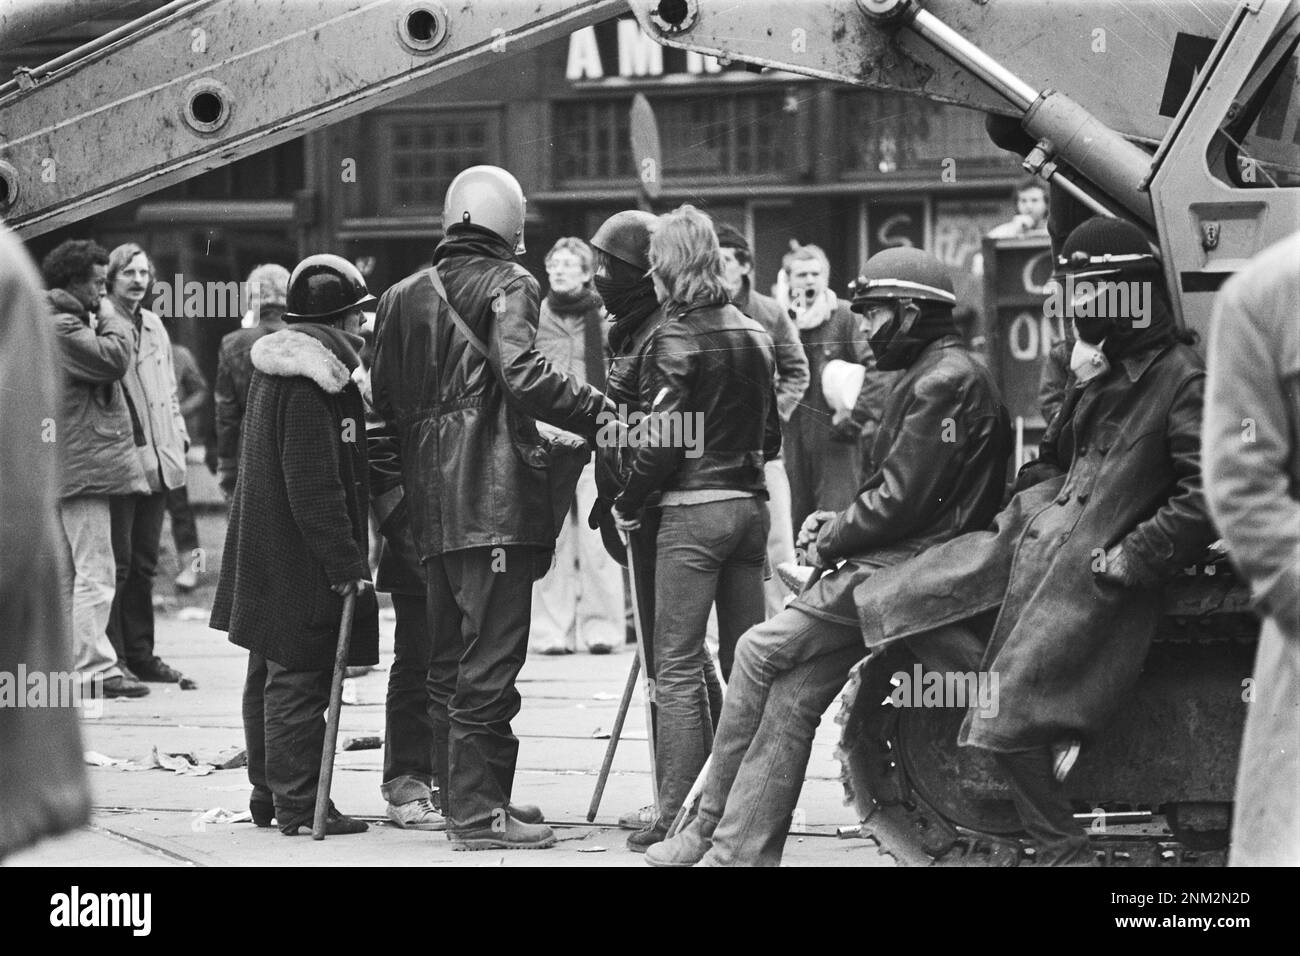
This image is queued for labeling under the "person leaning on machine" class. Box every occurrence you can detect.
[645,246,1011,867]
[852,217,1218,866]
[210,254,379,837]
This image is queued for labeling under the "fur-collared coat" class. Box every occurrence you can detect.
[210,327,378,670]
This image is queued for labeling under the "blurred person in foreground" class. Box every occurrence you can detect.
[41,239,150,698]
[210,254,379,836]
[610,204,780,853]
[715,223,809,617]
[0,223,93,859]
[1203,231,1300,867]
[530,237,626,655]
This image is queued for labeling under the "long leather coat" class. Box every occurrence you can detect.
[793,335,1012,625]
[856,342,1216,752]
[369,228,607,558]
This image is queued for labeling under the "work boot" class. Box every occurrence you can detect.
[279,804,369,836]
[131,656,184,683]
[645,817,710,868]
[618,804,656,830]
[626,819,668,854]
[98,674,150,698]
[250,798,274,828]
[387,797,446,831]
[508,803,544,825]
[448,813,556,851]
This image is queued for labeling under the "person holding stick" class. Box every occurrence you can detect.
[210,254,378,836]
[610,205,782,853]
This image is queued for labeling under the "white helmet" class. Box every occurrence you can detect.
[443,165,527,254]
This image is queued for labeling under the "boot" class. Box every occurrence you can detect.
[448,813,556,851]
[645,817,710,867]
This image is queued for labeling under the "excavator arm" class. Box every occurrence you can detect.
[627,0,1300,337]
[2,0,1295,336]
[0,0,626,237]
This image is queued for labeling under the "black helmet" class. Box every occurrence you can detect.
[590,210,657,271]
[849,246,956,310]
[849,247,958,372]
[284,254,376,322]
[1054,216,1160,281]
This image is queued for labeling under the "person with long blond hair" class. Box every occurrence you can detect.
[610,204,781,852]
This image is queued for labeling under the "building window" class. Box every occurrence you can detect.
[554,101,633,180]
[658,92,789,177]
[378,112,498,212]
[839,92,1008,176]
[553,91,790,183]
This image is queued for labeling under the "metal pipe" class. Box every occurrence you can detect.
[906,7,1038,112]
[0,0,198,99]
[0,0,144,53]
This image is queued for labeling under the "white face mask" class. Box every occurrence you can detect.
[1070,337,1110,385]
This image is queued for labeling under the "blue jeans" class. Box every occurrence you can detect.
[653,498,768,824]
[698,606,864,866]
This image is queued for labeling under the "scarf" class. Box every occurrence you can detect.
[546,286,602,317]
[597,257,660,354]
[287,321,364,372]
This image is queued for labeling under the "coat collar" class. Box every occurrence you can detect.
[47,288,88,318]
[1119,344,1171,383]
[251,328,352,394]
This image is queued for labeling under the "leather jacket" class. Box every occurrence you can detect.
[818,335,1012,564]
[614,299,781,515]
[370,227,608,558]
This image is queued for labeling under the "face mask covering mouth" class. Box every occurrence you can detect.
[1070,336,1110,385]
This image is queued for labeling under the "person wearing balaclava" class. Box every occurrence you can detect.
[843,216,1217,866]
[587,210,726,836]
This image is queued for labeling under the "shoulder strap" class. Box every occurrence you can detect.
[429,266,489,359]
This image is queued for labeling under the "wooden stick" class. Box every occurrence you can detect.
[313,589,356,840]
[586,653,640,822]
[621,529,659,816]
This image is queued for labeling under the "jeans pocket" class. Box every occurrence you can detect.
[680,502,740,550]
